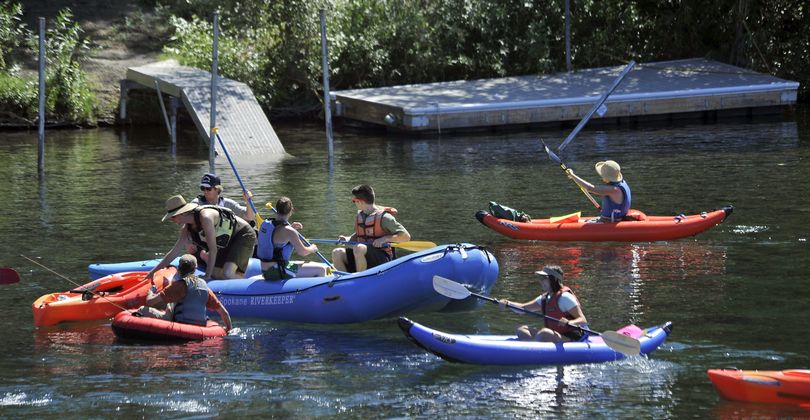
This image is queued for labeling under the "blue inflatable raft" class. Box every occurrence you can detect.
[208,244,499,323]
[88,257,263,280]
[398,317,673,365]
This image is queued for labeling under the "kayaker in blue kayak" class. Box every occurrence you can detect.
[499,265,589,342]
[332,184,411,273]
[566,160,632,222]
[137,254,232,332]
[256,196,327,280]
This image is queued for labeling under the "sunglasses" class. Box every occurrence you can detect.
[201,186,215,192]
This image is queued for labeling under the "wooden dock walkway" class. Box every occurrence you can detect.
[331,58,799,132]
[123,60,285,155]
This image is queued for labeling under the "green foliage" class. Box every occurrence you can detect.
[0,2,26,70]
[0,72,38,120]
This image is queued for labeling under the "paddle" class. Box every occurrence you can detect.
[549,211,581,224]
[262,202,338,270]
[542,139,601,209]
[557,61,636,153]
[212,127,264,227]
[20,254,129,312]
[432,275,641,356]
[0,268,20,285]
[309,239,437,252]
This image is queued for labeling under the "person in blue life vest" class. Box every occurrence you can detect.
[192,173,256,226]
[499,266,589,343]
[332,184,411,273]
[146,195,257,281]
[566,160,632,222]
[136,254,232,332]
[256,196,328,280]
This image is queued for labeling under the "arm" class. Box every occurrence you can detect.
[372,214,411,247]
[567,170,616,196]
[208,291,232,332]
[286,226,318,256]
[556,293,588,328]
[145,280,185,308]
[145,227,190,280]
[498,297,544,314]
[241,191,256,224]
[200,210,220,280]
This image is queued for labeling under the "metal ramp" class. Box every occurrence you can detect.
[123,60,285,155]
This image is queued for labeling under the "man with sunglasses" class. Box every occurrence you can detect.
[192,173,256,226]
[332,184,410,273]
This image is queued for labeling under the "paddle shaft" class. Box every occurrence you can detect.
[469,289,603,337]
[20,254,129,312]
[213,130,262,226]
[309,239,432,251]
[543,139,601,209]
[557,61,636,153]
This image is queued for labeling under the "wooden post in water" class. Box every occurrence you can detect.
[37,17,45,176]
[319,9,334,161]
[209,11,220,173]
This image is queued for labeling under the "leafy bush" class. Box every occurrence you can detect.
[0,2,27,71]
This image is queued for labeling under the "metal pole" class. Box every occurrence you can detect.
[565,0,571,72]
[319,9,334,161]
[209,11,220,173]
[38,17,45,176]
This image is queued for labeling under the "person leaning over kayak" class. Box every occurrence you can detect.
[137,254,232,332]
[192,173,256,226]
[566,160,631,222]
[499,266,589,343]
[332,184,411,273]
[256,196,327,280]
[146,195,257,280]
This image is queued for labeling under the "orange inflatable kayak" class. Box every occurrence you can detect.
[32,267,176,327]
[708,369,810,405]
[112,310,226,341]
[475,206,732,242]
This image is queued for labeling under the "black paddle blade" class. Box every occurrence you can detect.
[540,139,563,165]
[0,268,21,285]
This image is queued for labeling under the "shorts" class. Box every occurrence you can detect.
[346,246,394,272]
[262,261,299,281]
[564,324,589,342]
[214,226,257,273]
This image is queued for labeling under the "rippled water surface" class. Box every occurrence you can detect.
[1,107,809,417]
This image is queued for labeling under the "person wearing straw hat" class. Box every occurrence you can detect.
[146,194,257,281]
[192,173,256,226]
[498,266,589,343]
[566,160,632,222]
[137,254,232,332]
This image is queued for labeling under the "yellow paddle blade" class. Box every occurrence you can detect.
[549,211,581,224]
[390,241,437,252]
[255,213,264,227]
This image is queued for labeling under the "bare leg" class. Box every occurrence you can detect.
[332,248,348,271]
[353,244,368,272]
[516,325,537,341]
[220,262,242,279]
[535,328,569,343]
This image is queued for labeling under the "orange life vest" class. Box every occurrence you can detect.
[541,286,579,335]
[355,208,394,257]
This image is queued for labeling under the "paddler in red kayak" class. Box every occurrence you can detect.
[499,265,589,343]
[566,160,632,222]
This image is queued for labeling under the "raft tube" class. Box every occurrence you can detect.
[32,267,177,327]
[476,206,733,242]
[112,310,226,341]
[398,317,673,365]
[88,257,263,280]
[708,369,810,405]
[209,243,498,323]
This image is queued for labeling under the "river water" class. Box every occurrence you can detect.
[1,107,809,418]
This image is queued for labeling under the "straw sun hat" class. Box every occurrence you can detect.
[161,195,198,222]
[595,160,623,183]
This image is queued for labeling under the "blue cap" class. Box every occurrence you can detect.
[200,173,221,188]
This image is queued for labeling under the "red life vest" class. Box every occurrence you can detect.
[541,286,579,335]
[355,208,394,257]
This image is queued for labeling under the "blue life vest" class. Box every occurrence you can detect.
[600,180,631,221]
[256,219,294,276]
[173,276,209,326]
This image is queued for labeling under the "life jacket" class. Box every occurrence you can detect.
[540,286,579,335]
[355,208,394,258]
[600,180,631,222]
[172,276,209,326]
[256,219,294,278]
[187,205,238,251]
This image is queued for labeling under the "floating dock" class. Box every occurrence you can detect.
[331,58,799,132]
[122,60,285,155]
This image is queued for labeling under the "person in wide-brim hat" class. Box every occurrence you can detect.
[565,159,632,222]
[161,195,199,222]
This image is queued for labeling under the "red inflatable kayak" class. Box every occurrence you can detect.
[708,369,810,405]
[32,267,175,327]
[476,206,732,242]
[111,310,226,341]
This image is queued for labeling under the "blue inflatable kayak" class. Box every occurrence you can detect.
[398,317,673,365]
[208,244,498,323]
[88,257,263,280]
